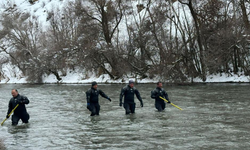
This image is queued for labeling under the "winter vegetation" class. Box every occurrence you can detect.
[0,0,250,83]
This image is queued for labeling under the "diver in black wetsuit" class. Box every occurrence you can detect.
[151,82,171,111]
[86,81,111,116]
[119,80,143,115]
[6,89,30,125]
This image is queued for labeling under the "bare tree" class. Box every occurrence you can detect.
[75,0,126,79]
[240,0,250,31]
[178,0,207,81]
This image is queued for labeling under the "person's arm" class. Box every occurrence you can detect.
[99,90,111,101]
[163,90,171,103]
[119,88,125,106]
[151,89,157,99]
[86,90,91,103]
[135,89,143,107]
[20,96,29,104]
[6,100,12,118]
[135,89,142,101]
[85,90,91,109]
[163,90,169,100]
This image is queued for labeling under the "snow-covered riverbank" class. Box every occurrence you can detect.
[1,63,249,84]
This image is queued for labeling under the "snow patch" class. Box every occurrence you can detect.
[0,63,27,83]
[193,73,250,83]
[1,63,250,84]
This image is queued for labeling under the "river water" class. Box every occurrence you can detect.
[0,83,250,150]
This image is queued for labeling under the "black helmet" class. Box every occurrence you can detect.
[129,80,135,84]
[91,81,97,86]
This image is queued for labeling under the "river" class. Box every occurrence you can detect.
[0,83,250,150]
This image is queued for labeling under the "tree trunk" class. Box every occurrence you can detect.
[240,0,250,31]
[49,69,62,81]
[180,0,206,81]
[233,46,238,73]
[101,6,112,44]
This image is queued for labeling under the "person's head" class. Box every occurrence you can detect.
[129,80,135,88]
[91,81,98,89]
[11,89,18,97]
[157,82,163,88]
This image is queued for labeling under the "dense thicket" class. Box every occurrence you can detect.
[0,0,250,83]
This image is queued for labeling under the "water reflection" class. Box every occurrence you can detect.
[90,116,101,124]
[7,123,30,135]
[125,114,137,123]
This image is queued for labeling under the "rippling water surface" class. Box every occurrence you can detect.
[0,83,250,150]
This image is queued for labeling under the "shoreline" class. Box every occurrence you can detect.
[1,71,249,84]
[1,81,249,85]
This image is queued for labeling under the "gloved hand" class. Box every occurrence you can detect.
[167,100,171,103]
[119,102,123,107]
[21,97,29,104]
[6,115,9,119]
[108,97,111,102]
[140,101,143,107]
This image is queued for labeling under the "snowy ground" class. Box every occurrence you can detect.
[0,63,249,84]
[193,73,250,83]
[0,63,159,84]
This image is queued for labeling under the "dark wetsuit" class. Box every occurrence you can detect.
[86,87,110,116]
[120,85,143,114]
[7,94,30,125]
[151,87,169,111]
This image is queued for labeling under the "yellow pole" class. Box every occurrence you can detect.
[1,104,19,126]
[159,96,183,110]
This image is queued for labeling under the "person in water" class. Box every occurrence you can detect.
[86,81,111,116]
[119,80,143,115]
[6,89,30,125]
[151,82,171,111]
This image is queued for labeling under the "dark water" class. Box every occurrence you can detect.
[0,83,250,150]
